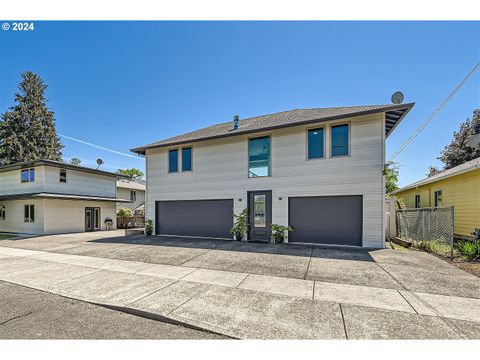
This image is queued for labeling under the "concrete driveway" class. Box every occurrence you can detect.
[1,231,480,339]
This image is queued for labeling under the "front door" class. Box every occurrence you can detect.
[248,191,272,242]
[85,207,100,232]
[85,207,94,232]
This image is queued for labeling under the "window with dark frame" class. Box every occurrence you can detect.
[307,128,325,159]
[331,124,349,157]
[182,147,192,171]
[248,136,270,177]
[415,194,421,208]
[168,149,178,173]
[434,190,443,207]
[21,168,35,183]
[0,205,5,220]
[130,190,136,202]
[24,204,35,223]
[59,169,67,183]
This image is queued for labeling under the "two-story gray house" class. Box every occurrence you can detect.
[0,160,130,235]
[131,103,414,248]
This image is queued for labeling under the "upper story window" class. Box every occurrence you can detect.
[130,190,137,202]
[0,205,5,220]
[434,190,443,207]
[415,194,421,208]
[21,168,35,183]
[307,128,325,159]
[168,149,178,173]
[182,147,192,172]
[249,136,270,178]
[59,169,67,183]
[24,204,35,223]
[331,124,349,157]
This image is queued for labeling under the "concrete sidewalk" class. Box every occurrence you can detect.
[0,246,479,339]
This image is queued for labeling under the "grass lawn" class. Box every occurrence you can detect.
[0,235,13,240]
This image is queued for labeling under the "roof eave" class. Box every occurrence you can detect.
[392,163,480,194]
[385,103,415,139]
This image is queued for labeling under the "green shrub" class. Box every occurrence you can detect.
[145,219,153,236]
[455,240,480,261]
[230,209,249,241]
[117,207,133,217]
[270,224,293,244]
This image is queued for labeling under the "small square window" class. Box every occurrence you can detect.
[21,168,35,183]
[59,169,67,183]
[169,149,178,173]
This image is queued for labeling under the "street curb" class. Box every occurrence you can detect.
[97,303,239,339]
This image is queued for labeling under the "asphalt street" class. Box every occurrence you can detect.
[0,281,226,339]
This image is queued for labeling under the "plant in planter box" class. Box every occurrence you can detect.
[270,224,293,244]
[230,209,249,241]
[145,219,153,236]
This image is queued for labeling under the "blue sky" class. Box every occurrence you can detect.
[1,21,479,186]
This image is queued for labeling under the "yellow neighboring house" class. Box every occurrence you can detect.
[392,157,480,240]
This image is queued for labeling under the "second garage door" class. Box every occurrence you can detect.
[155,199,233,238]
[288,195,362,246]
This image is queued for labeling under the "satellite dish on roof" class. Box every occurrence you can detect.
[391,91,405,104]
[96,158,104,170]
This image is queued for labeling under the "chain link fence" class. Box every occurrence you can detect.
[396,206,455,258]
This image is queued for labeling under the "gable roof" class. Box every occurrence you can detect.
[0,159,128,179]
[392,157,480,194]
[131,103,414,155]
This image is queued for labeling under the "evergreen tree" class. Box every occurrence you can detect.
[0,72,63,165]
[437,109,480,169]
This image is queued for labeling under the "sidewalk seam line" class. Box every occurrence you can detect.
[303,246,314,280]
[178,249,212,266]
[128,280,179,305]
[374,261,409,291]
[396,289,418,314]
[339,303,349,340]
[235,273,251,288]
[166,284,213,316]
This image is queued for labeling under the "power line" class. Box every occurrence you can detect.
[389,61,480,162]
[59,134,142,160]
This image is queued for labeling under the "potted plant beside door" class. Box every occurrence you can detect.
[270,224,293,244]
[230,209,249,241]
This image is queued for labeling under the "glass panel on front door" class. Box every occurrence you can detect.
[253,195,266,227]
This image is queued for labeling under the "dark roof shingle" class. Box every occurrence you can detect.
[131,103,414,154]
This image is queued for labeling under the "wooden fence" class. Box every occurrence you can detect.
[117,215,145,229]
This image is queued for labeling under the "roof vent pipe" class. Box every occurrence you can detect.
[233,115,239,130]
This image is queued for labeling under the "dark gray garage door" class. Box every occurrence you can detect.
[289,195,362,246]
[155,199,233,238]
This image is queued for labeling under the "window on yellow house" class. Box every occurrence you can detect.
[415,194,421,208]
[434,190,443,208]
